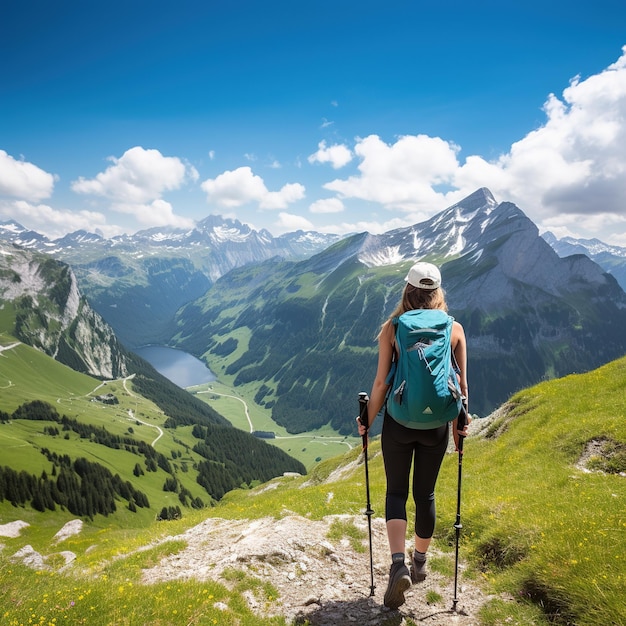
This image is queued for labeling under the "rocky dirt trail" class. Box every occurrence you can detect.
[140,511,499,625]
[140,414,508,625]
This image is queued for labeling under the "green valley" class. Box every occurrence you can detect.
[0,332,305,527]
[190,379,361,469]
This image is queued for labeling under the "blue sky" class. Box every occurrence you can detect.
[1,0,626,244]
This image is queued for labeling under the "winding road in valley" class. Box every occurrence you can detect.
[198,388,354,449]
[198,390,254,432]
[127,409,164,447]
[121,374,164,447]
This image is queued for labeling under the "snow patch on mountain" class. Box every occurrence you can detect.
[412,232,422,250]
[468,249,483,264]
[0,221,22,235]
[358,245,406,267]
[147,233,172,242]
[211,225,254,243]
[444,223,467,256]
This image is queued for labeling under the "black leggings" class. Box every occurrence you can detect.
[381,411,449,539]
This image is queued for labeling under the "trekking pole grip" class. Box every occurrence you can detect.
[358,392,369,439]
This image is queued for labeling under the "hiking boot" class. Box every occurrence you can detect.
[410,551,427,583]
[383,561,411,609]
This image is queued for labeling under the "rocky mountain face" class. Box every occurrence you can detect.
[0,217,342,348]
[0,242,129,378]
[172,189,626,429]
[543,231,626,291]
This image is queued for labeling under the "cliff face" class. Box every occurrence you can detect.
[0,243,128,379]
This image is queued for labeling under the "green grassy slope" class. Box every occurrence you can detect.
[209,355,626,624]
[448,359,626,625]
[0,335,213,526]
[1,344,624,624]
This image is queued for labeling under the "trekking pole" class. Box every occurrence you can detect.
[358,391,376,597]
[452,402,468,612]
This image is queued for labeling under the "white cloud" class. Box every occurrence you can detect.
[201,166,305,210]
[317,215,410,236]
[453,45,626,239]
[201,167,267,207]
[316,46,626,244]
[71,146,196,228]
[72,146,194,202]
[109,199,194,229]
[308,140,353,169]
[261,183,305,210]
[540,211,626,243]
[323,134,460,211]
[0,199,119,239]
[309,197,345,214]
[274,212,314,233]
[0,151,56,202]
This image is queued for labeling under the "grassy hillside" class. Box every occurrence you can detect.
[0,332,304,527]
[450,360,626,625]
[1,354,624,624]
[0,334,214,526]
[203,357,626,624]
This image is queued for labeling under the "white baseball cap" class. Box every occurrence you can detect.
[405,262,441,290]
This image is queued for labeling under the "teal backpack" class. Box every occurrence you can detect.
[385,309,463,429]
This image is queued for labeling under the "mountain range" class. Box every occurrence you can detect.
[0,216,341,347]
[542,231,626,290]
[3,187,626,428]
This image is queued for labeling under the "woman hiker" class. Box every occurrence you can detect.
[357,261,470,609]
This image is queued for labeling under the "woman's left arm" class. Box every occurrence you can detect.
[452,321,468,402]
[357,321,394,438]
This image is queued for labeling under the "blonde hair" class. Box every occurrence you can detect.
[392,282,448,315]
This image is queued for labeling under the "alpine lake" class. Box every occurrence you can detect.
[134,345,216,388]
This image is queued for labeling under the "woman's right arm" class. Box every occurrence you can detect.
[452,321,470,449]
